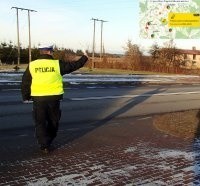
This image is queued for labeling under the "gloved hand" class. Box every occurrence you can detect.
[23,100,33,104]
[82,49,89,57]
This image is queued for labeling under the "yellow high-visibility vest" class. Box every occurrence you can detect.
[29,59,64,96]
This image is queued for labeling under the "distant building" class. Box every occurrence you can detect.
[178,47,200,69]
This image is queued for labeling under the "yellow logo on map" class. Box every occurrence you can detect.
[168,12,200,27]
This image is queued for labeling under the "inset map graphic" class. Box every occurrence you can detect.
[139,0,200,39]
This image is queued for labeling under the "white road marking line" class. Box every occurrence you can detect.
[2,89,200,101]
[2,89,21,91]
[70,91,200,101]
[137,116,152,121]
[17,134,28,137]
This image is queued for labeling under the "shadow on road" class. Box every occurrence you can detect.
[55,87,166,148]
[0,86,166,163]
[92,87,165,126]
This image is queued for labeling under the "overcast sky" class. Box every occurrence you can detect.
[0,0,200,54]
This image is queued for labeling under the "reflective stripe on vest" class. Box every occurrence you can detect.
[29,59,64,96]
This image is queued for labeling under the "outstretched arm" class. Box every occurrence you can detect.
[59,55,88,75]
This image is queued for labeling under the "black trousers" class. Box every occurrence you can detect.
[32,100,61,148]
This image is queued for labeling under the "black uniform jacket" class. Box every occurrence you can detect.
[21,54,88,101]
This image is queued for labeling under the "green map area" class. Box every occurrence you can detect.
[139,0,200,39]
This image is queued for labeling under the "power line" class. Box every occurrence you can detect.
[46,0,135,13]
[11,7,37,12]
[62,0,133,7]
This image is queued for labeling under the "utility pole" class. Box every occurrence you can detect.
[99,19,107,60]
[27,8,37,63]
[11,7,20,65]
[12,7,37,64]
[91,18,99,69]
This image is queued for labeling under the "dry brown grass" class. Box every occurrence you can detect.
[0,64,28,71]
[153,110,200,139]
[0,64,168,75]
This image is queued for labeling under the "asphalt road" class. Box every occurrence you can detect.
[1,84,200,130]
[1,84,200,168]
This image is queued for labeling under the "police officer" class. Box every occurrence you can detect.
[21,44,88,153]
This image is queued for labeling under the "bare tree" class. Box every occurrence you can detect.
[124,40,142,70]
[149,40,184,73]
[149,43,160,71]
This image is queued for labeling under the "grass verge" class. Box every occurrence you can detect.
[0,64,174,75]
